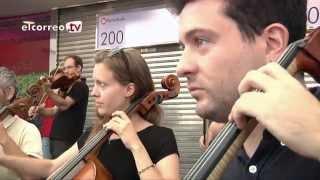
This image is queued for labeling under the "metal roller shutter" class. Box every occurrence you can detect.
[141,45,203,176]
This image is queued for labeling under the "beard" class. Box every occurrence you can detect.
[196,99,232,123]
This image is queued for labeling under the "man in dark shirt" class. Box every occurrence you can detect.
[170,0,320,179]
[229,63,320,163]
[32,55,89,158]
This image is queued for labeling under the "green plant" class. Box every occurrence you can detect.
[16,72,46,97]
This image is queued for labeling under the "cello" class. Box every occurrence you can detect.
[48,74,180,180]
[184,27,320,180]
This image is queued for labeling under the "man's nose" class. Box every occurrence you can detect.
[91,85,98,97]
[176,50,197,77]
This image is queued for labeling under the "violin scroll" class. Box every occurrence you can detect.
[27,84,44,105]
[2,97,33,120]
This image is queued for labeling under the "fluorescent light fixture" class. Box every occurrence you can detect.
[22,21,35,24]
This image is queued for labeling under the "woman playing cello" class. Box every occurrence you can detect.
[0,48,180,180]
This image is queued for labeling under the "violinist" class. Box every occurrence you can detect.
[30,55,89,158]
[0,66,42,179]
[229,63,320,161]
[0,48,180,180]
[172,0,320,179]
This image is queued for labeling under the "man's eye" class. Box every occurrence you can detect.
[99,83,106,88]
[95,81,106,88]
[194,37,209,47]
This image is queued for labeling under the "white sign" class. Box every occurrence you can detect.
[307,1,320,29]
[96,8,179,49]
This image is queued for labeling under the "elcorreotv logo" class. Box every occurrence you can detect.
[66,21,82,33]
[21,20,82,33]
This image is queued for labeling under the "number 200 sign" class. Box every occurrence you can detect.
[97,16,126,49]
[307,1,320,29]
[100,30,124,46]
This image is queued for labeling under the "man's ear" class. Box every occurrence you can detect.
[262,23,289,63]
[125,82,136,98]
[76,65,82,74]
[5,86,15,102]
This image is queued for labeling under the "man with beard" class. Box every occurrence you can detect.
[173,0,320,179]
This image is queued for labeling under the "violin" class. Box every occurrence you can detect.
[0,98,33,121]
[28,68,79,99]
[0,76,50,120]
[26,68,63,101]
[3,67,78,121]
[184,27,320,180]
[28,67,81,117]
[50,70,81,94]
[26,68,65,120]
[48,74,180,180]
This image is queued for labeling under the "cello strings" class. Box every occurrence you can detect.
[185,121,234,178]
[51,96,145,179]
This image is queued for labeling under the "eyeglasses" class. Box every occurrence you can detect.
[110,48,130,72]
[62,65,76,70]
[110,48,132,82]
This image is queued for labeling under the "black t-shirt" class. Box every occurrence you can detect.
[51,79,89,143]
[77,125,179,180]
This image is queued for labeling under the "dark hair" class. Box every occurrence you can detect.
[169,0,306,43]
[64,55,83,71]
[90,48,162,135]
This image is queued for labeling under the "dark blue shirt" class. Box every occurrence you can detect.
[221,87,320,180]
[221,131,320,180]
